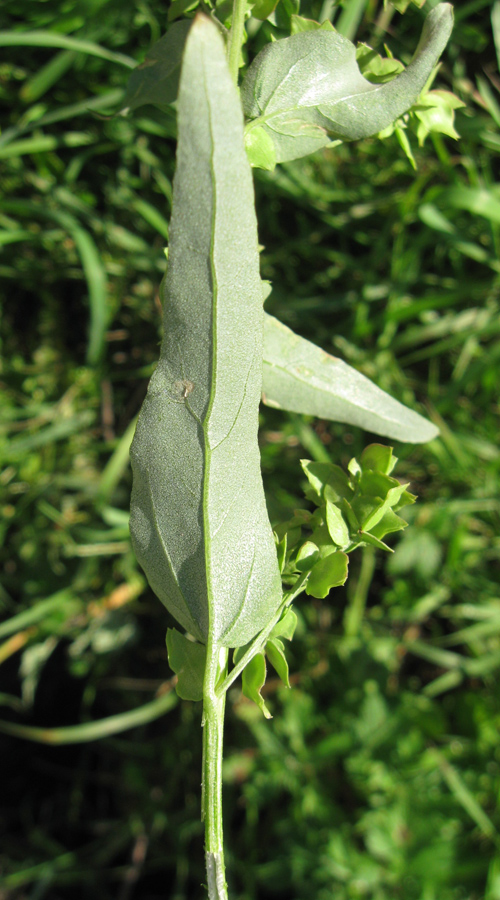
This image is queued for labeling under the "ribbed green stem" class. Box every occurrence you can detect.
[202,639,229,900]
[226,0,246,84]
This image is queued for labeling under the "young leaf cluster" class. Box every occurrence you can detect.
[275,444,416,601]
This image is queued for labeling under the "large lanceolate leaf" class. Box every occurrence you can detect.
[241,4,453,164]
[262,315,438,443]
[130,15,282,648]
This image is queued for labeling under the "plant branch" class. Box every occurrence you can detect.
[217,574,309,697]
[226,0,247,85]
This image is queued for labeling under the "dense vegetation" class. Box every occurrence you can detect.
[1,1,499,898]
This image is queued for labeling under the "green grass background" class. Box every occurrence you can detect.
[1,0,499,897]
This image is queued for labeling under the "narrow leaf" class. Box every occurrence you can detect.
[266,638,290,687]
[242,4,453,163]
[354,531,392,552]
[241,652,272,718]
[370,507,409,540]
[166,629,206,701]
[326,501,350,548]
[263,315,438,443]
[275,531,288,573]
[130,16,282,648]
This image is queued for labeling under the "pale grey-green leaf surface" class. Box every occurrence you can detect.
[130,15,282,648]
[122,20,190,113]
[241,4,453,163]
[262,315,438,443]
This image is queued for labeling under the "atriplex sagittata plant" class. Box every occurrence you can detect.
[127,3,455,897]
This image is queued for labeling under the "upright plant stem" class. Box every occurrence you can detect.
[344,546,376,638]
[226,0,247,84]
[202,638,229,900]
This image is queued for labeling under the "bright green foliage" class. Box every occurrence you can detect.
[275,445,415,602]
[290,15,335,34]
[265,638,290,686]
[166,629,206,701]
[237,649,272,718]
[262,314,438,443]
[266,605,297,687]
[305,551,349,599]
[250,0,280,21]
[412,89,465,145]
[237,445,413,713]
[244,127,277,171]
[356,43,404,84]
[235,605,298,715]
[388,0,426,12]
[129,16,282,649]
[242,5,454,165]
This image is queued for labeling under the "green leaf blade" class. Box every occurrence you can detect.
[242,5,453,164]
[240,652,272,718]
[263,315,439,443]
[130,16,282,649]
[326,501,350,549]
[305,550,349,599]
[266,638,290,687]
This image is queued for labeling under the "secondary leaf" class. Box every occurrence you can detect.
[269,607,298,641]
[412,89,465,146]
[306,550,349,598]
[251,0,280,20]
[301,459,352,501]
[241,652,272,718]
[295,540,320,572]
[326,501,350,548]
[360,443,396,475]
[290,15,335,34]
[266,638,290,687]
[166,628,206,701]
[245,126,277,171]
[130,15,282,648]
[356,43,404,84]
[262,314,438,443]
[241,4,453,164]
[122,21,190,113]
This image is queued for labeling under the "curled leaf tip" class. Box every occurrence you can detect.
[242,3,455,165]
